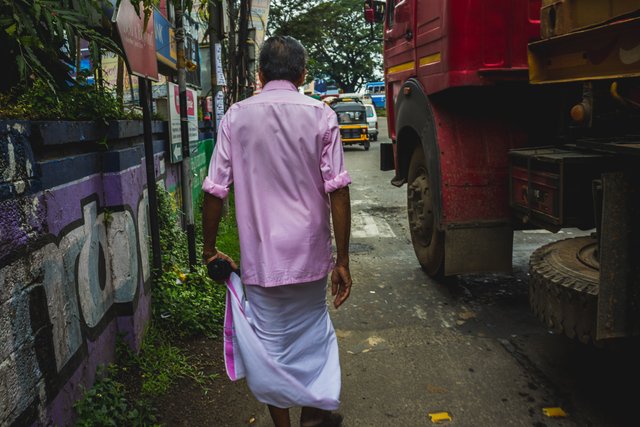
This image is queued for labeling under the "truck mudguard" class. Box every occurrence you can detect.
[395,78,443,230]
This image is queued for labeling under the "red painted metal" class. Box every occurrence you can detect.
[430,97,528,224]
[384,0,540,224]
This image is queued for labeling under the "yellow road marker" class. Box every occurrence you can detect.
[543,407,567,417]
[428,411,452,423]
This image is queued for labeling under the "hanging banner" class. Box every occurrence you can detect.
[215,43,227,86]
[215,90,225,132]
[250,0,271,93]
[250,0,271,48]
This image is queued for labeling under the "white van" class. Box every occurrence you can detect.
[364,104,378,141]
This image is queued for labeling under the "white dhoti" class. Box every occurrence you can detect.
[223,273,341,410]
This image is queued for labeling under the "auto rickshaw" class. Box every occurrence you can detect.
[331,101,370,151]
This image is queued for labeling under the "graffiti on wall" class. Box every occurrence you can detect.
[1,164,155,426]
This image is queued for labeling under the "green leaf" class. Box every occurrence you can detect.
[16,55,26,79]
[34,1,42,22]
[5,23,17,36]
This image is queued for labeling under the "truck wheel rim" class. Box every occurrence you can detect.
[408,168,434,246]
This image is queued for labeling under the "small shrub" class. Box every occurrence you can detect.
[153,186,238,338]
[152,267,226,338]
[0,76,135,121]
[74,365,159,427]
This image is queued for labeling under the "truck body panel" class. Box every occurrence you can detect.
[368,0,640,340]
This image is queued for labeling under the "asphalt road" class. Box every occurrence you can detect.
[228,119,640,427]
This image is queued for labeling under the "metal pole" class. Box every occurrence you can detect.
[209,0,221,134]
[209,0,230,216]
[139,77,163,275]
[175,0,198,269]
[227,0,237,103]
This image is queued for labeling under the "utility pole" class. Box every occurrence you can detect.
[209,0,222,131]
[237,0,249,98]
[209,0,230,216]
[175,0,198,269]
[139,77,163,276]
[227,0,237,104]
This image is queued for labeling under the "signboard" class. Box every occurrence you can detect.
[167,82,198,163]
[215,90,225,133]
[215,43,227,86]
[114,0,159,81]
[154,7,177,69]
[190,138,215,208]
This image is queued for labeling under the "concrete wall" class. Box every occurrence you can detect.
[0,119,191,426]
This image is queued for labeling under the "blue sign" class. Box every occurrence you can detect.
[154,8,177,69]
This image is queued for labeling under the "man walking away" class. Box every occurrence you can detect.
[201,35,352,427]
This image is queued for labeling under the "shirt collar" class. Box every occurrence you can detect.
[261,80,298,92]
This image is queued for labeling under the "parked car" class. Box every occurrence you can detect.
[364,104,378,141]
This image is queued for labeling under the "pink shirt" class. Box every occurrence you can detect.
[202,80,351,286]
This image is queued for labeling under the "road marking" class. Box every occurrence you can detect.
[352,212,396,238]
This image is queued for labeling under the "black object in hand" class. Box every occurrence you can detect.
[207,258,234,282]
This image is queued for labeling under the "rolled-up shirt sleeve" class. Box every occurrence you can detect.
[202,114,233,199]
[321,106,352,193]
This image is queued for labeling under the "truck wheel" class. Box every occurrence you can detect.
[407,146,444,277]
[529,236,599,344]
[364,141,370,151]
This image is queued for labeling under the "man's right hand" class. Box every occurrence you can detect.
[331,264,352,309]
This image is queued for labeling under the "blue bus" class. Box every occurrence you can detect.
[365,81,385,109]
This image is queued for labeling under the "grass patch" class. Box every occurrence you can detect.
[119,327,218,397]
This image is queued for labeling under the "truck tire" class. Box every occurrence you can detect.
[407,146,444,277]
[529,236,599,344]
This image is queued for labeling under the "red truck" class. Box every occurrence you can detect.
[365,0,640,344]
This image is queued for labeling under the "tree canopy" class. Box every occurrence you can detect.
[267,0,383,93]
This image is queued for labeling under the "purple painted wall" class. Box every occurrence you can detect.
[0,120,181,426]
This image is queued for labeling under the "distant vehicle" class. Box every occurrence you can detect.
[325,84,340,96]
[338,92,363,101]
[332,101,370,151]
[364,81,385,109]
[364,104,378,141]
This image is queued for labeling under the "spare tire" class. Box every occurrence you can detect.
[529,236,599,344]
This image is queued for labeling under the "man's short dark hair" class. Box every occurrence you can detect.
[259,36,307,83]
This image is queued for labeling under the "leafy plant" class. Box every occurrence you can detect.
[74,365,159,427]
[0,75,132,121]
[153,185,238,338]
[0,0,122,93]
[153,267,227,338]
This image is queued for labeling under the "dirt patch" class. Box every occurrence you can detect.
[150,336,269,427]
